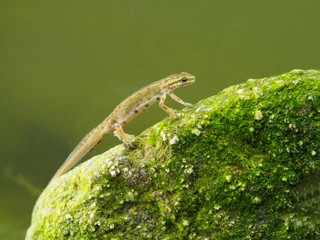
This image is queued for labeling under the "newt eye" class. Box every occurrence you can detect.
[180,78,188,82]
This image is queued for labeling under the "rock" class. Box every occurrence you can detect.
[26,70,320,239]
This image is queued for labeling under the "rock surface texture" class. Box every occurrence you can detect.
[27,70,320,239]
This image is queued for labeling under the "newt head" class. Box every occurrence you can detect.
[164,72,196,89]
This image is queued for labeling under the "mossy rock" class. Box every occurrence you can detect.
[26,70,320,239]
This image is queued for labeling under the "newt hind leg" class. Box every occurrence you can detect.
[159,94,176,117]
[113,123,136,144]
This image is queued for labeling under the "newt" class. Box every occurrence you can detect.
[50,72,196,182]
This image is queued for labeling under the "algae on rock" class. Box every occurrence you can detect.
[27,70,320,239]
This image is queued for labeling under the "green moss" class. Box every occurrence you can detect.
[27,70,320,239]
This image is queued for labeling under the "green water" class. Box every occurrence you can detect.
[1,1,320,239]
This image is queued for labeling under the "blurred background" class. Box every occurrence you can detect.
[1,0,320,239]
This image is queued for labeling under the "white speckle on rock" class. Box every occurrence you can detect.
[160,131,167,141]
[65,214,72,220]
[312,150,316,156]
[192,129,201,136]
[185,167,193,174]
[299,141,303,146]
[182,220,189,226]
[289,123,296,129]
[225,175,232,182]
[237,89,243,94]
[253,196,261,204]
[214,205,221,210]
[254,110,263,120]
[175,112,182,118]
[128,191,134,201]
[292,79,300,84]
[110,170,117,177]
[169,135,179,145]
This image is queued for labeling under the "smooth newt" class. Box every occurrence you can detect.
[50,72,196,182]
